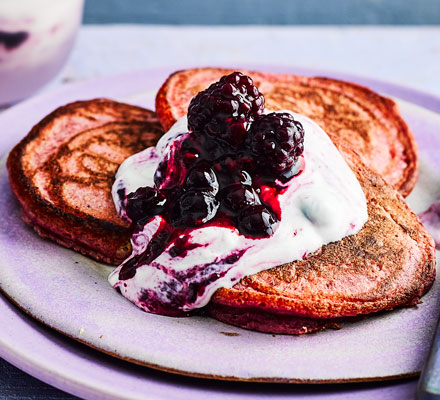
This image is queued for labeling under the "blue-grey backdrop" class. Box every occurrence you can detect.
[83,0,440,24]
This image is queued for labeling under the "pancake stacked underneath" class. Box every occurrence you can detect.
[7,99,163,264]
[156,68,418,196]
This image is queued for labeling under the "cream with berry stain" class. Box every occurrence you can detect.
[109,112,368,314]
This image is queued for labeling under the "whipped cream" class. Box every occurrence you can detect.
[109,112,368,314]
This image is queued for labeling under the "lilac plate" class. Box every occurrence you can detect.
[0,66,439,399]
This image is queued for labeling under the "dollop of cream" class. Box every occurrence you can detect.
[109,112,368,313]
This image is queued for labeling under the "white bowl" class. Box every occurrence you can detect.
[0,0,84,105]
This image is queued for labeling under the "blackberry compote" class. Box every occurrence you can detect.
[115,71,306,315]
[238,205,278,237]
[170,190,219,228]
[125,187,166,224]
[124,71,305,240]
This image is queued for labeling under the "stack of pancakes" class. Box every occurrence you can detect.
[7,68,436,334]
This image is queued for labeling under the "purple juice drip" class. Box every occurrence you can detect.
[169,235,205,258]
[137,249,248,316]
[119,223,173,280]
[117,212,249,316]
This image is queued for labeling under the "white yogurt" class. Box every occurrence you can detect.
[109,112,368,313]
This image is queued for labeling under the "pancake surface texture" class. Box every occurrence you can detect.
[156,67,418,196]
[7,99,164,264]
[208,144,435,334]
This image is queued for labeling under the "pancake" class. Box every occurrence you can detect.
[208,143,435,334]
[7,99,164,264]
[155,67,418,196]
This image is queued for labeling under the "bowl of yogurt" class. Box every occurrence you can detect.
[0,0,84,105]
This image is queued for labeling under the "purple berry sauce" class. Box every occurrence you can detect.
[116,72,306,315]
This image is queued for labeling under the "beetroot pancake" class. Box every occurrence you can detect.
[7,99,164,264]
[156,67,418,196]
[208,144,435,334]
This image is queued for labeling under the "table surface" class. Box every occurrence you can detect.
[1,24,439,400]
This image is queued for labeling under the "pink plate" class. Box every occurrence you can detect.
[0,66,439,399]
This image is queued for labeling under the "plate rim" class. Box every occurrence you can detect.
[0,64,439,398]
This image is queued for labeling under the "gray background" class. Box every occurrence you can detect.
[83,0,440,25]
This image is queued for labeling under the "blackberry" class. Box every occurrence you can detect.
[187,72,265,146]
[219,184,260,214]
[249,112,304,181]
[125,187,166,223]
[236,170,252,186]
[198,132,233,161]
[179,137,200,167]
[238,205,278,237]
[212,155,253,187]
[170,190,219,228]
[185,165,219,194]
